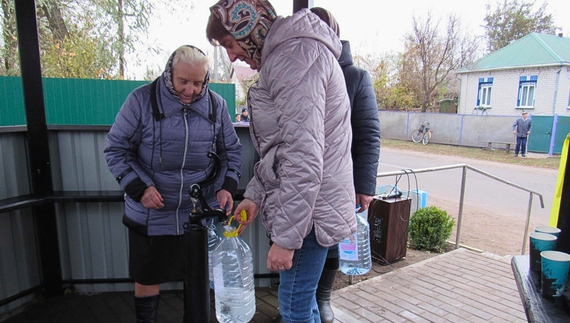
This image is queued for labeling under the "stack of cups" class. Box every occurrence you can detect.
[531,226,570,301]
[529,231,557,272]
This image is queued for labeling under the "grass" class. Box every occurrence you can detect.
[382,138,562,170]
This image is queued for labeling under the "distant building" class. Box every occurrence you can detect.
[232,66,258,112]
[457,33,570,116]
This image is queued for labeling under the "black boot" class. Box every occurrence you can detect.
[317,268,337,323]
[134,294,159,323]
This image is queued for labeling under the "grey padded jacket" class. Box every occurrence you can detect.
[245,9,356,250]
[512,117,532,138]
[105,76,242,236]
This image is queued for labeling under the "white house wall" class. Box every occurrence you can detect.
[458,66,570,116]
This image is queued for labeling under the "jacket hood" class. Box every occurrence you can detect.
[260,9,342,69]
[338,40,354,68]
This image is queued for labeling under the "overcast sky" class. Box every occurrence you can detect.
[133,0,570,79]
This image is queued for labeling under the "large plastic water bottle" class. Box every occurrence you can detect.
[339,208,372,275]
[212,212,255,323]
[207,219,221,289]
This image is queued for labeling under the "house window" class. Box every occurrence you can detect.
[480,85,492,106]
[517,75,537,108]
[477,77,493,107]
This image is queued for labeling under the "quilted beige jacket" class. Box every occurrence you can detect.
[244,9,356,250]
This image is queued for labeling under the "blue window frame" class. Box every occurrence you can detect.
[517,75,537,108]
[477,77,493,107]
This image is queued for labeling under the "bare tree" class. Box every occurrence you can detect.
[402,10,478,112]
[212,45,234,83]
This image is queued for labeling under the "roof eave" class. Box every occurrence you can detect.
[457,62,570,74]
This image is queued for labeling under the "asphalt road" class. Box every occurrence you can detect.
[375,147,559,254]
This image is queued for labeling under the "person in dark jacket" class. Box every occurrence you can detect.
[307,7,381,323]
[512,112,531,157]
[104,45,242,322]
[240,107,250,122]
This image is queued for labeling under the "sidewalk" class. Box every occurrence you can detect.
[330,248,527,322]
[1,248,527,323]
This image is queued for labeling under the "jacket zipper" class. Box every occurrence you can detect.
[176,108,190,234]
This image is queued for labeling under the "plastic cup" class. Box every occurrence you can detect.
[535,225,561,238]
[540,251,570,299]
[529,232,557,272]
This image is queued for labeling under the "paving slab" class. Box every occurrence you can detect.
[330,248,527,323]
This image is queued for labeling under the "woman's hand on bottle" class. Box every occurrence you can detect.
[216,189,234,215]
[141,186,164,209]
[234,198,258,234]
[356,194,373,212]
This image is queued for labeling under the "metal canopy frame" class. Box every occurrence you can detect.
[12,0,570,302]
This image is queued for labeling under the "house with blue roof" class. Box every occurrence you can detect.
[457,33,570,116]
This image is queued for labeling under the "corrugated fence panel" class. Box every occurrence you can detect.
[0,76,236,126]
[0,209,39,315]
[0,77,26,126]
[43,78,147,125]
[210,83,236,114]
[0,133,31,198]
[52,131,117,190]
[57,202,131,293]
[50,130,130,292]
[0,133,38,316]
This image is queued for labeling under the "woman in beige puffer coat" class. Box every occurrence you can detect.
[207,1,356,322]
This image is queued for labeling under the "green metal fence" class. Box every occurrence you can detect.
[528,115,570,154]
[0,76,235,126]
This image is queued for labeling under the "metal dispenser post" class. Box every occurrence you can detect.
[183,152,227,323]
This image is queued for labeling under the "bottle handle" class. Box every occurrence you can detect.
[224,210,247,237]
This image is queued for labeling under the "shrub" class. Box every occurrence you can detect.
[408,206,455,252]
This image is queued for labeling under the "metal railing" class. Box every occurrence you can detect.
[377,164,544,255]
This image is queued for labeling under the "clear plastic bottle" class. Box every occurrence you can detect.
[339,208,372,275]
[212,214,255,323]
[207,219,221,289]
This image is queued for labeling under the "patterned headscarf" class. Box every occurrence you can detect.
[210,0,277,67]
[162,45,210,105]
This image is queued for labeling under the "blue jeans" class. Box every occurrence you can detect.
[515,136,528,155]
[278,228,328,323]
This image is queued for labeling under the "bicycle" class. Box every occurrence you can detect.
[411,121,432,145]
[472,106,490,115]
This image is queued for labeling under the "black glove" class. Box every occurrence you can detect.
[124,177,147,202]
[220,177,238,197]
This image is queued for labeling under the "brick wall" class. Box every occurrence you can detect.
[458,66,570,116]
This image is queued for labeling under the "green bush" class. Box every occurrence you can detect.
[409,206,455,252]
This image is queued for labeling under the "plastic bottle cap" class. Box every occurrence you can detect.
[223,230,239,238]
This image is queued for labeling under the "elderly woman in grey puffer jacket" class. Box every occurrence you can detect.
[207,1,356,322]
[104,45,242,322]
